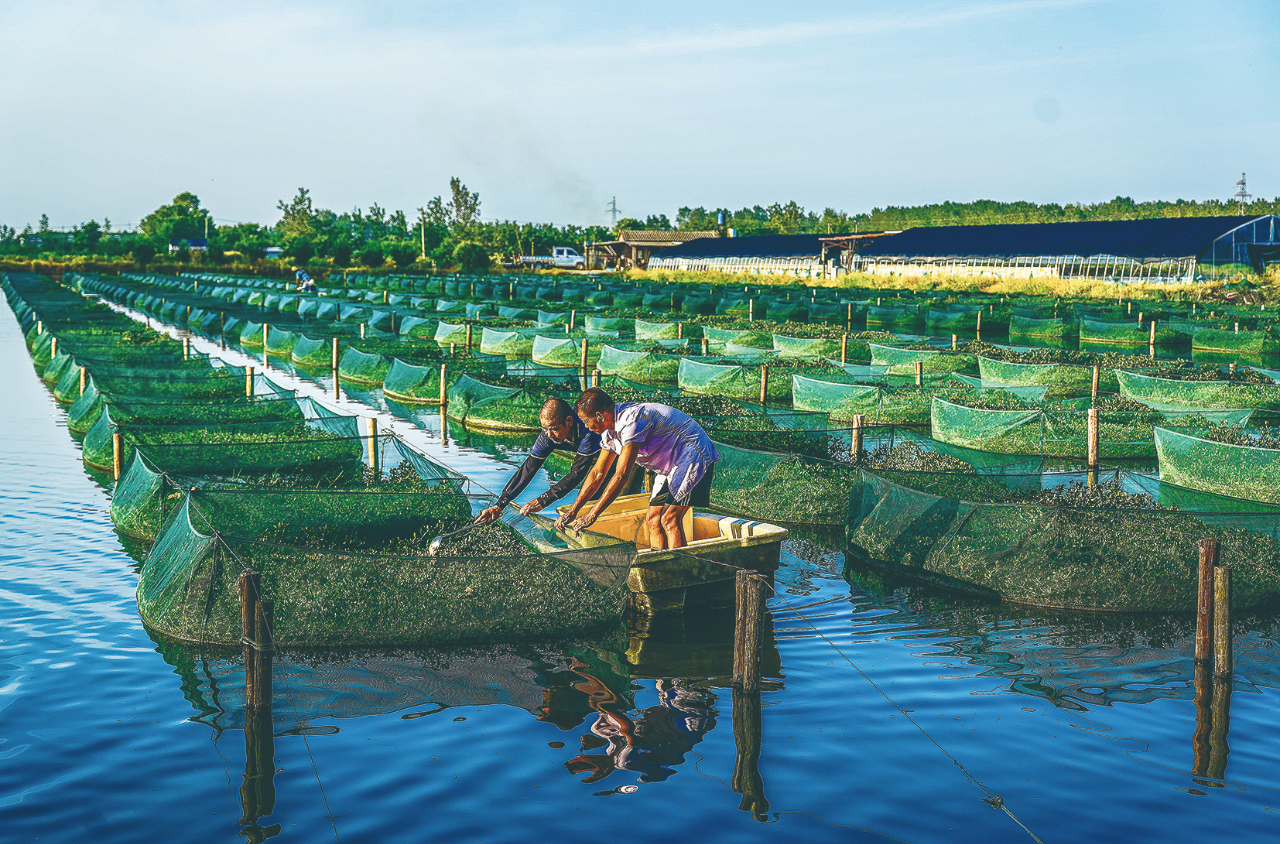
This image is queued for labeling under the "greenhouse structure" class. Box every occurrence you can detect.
[850,215,1280,282]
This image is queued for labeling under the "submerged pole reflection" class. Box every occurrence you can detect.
[731,687,770,822]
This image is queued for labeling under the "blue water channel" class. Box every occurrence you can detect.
[3,301,1280,843]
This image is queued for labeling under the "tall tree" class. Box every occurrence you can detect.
[275,188,316,241]
[139,192,212,242]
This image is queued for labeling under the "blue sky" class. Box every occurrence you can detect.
[2,0,1276,231]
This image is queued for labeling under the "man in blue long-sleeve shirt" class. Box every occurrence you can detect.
[475,397,601,523]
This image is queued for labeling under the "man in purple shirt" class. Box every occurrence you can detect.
[556,387,719,550]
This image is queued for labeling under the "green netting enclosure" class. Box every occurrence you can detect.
[1155,426,1280,504]
[1117,370,1280,410]
[136,492,633,646]
[847,467,1280,611]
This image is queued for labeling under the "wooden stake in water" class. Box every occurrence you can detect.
[1214,565,1233,679]
[182,337,190,360]
[50,336,57,358]
[112,431,123,480]
[952,334,957,350]
[1087,407,1099,471]
[331,338,339,370]
[263,323,269,358]
[677,323,684,340]
[975,310,982,341]
[569,309,576,332]
[702,337,710,356]
[439,364,448,406]
[366,417,379,476]
[1196,538,1218,664]
[239,572,260,704]
[759,365,769,405]
[748,299,754,322]
[851,414,865,462]
[1150,320,1157,346]
[914,360,923,388]
[79,366,86,396]
[733,569,764,692]
[465,324,473,349]
[840,334,848,364]
[360,322,366,340]
[246,366,255,398]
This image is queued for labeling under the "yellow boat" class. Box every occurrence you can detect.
[553,493,788,615]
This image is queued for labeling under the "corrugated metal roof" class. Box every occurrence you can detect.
[653,233,844,259]
[856,216,1277,261]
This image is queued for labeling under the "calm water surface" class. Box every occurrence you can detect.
[2,304,1279,843]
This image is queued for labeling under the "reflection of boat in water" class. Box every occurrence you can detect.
[153,633,633,734]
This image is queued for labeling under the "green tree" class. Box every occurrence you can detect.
[452,240,490,272]
[140,192,212,244]
[73,220,102,252]
[276,188,317,241]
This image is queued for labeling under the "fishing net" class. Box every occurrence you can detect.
[868,344,978,376]
[1155,426,1280,504]
[480,327,540,356]
[634,319,681,340]
[532,335,599,367]
[791,374,937,424]
[595,345,683,384]
[1009,314,1079,339]
[445,375,545,432]
[772,334,841,357]
[929,396,1251,459]
[866,303,924,329]
[1190,327,1278,355]
[846,466,1280,611]
[925,306,985,334]
[1117,370,1280,410]
[337,347,390,385]
[677,358,792,402]
[977,356,1114,398]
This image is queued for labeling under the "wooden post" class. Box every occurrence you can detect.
[331,337,339,370]
[465,324,473,350]
[975,310,982,340]
[1229,362,1237,376]
[220,312,226,350]
[851,414,865,462]
[730,687,770,822]
[733,569,764,692]
[951,334,957,350]
[1149,320,1157,346]
[592,368,602,388]
[112,431,123,480]
[1091,365,1100,403]
[1087,407,1099,471]
[79,366,86,396]
[914,360,923,388]
[50,336,57,357]
[36,320,42,334]
[366,417,379,475]
[263,323,269,356]
[1196,538,1217,664]
[182,337,190,359]
[1207,666,1232,781]
[239,572,260,706]
[840,334,848,364]
[759,365,769,404]
[748,299,754,322]
[246,365,255,397]
[677,323,684,340]
[846,302,852,329]
[580,338,590,378]
[439,364,448,406]
[702,337,710,356]
[252,599,274,710]
[569,309,576,332]
[1235,322,1239,333]
[1191,661,1212,779]
[360,322,366,339]
[1214,565,1232,679]
[1138,311,1143,325]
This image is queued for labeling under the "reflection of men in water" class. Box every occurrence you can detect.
[565,678,718,785]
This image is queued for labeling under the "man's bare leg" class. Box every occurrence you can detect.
[660,505,689,549]
[645,506,667,550]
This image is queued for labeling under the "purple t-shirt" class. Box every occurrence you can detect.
[600,403,720,501]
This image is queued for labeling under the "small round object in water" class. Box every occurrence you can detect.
[548,741,565,749]
[615,785,639,794]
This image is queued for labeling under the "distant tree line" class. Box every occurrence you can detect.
[5,186,1279,272]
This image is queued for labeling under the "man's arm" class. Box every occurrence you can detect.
[571,442,638,532]
[477,454,546,523]
[555,448,616,529]
[519,449,597,515]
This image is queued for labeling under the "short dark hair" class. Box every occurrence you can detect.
[575,387,613,417]
[539,397,574,425]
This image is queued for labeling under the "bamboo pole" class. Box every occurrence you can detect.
[733,569,764,692]
[246,366,255,397]
[263,323,269,357]
[79,366,86,396]
[1196,538,1217,663]
[50,336,57,357]
[331,337,339,370]
[360,322,366,340]
[182,337,190,359]
[1087,407,1099,471]
[850,414,865,462]
[951,334,957,350]
[439,364,448,406]
[112,431,123,480]
[749,299,754,322]
[1214,565,1232,679]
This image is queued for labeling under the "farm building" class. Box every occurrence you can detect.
[648,232,892,278]
[587,230,718,269]
[850,215,1280,282]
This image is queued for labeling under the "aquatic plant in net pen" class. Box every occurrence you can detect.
[846,465,1280,611]
[136,491,634,647]
[1155,423,1280,505]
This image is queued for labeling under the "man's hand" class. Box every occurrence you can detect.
[475,505,502,524]
[571,511,598,534]
[518,495,547,517]
[554,511,575,531]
